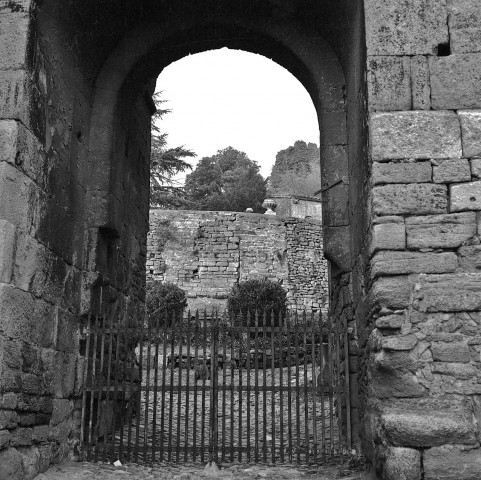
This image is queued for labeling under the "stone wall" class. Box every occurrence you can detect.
[147,210,329,314]
[360,1,481,478]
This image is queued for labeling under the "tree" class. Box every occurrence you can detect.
[150,92,196,208]
[184,147,267,212]
[268,140,321,196]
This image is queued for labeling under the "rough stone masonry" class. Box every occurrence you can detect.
[0,1,481,479]
[147,210,329,314]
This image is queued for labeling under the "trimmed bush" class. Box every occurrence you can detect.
[146,281,187,325]
[227,279,287,325]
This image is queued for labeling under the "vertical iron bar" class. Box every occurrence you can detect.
[110,309,122,462]
[294,311,301,464]
[80,313,92,460]
[167,310,176,462]
[193,310,200,462]
[94,314,106,462]
[104,311,115,462]
[286,311,293,462]
[209,310,218,463]
[303,311,309,464]
[245,311,251,462]
[118,305,129,463]
[151,310,161,463]
[270,310,276,464]
[175,312,183,463]
[133,308,145,463]
[159,310,169,462]
[143,313,152,462]
[230,311,235,463]
[238,312,243,463]
[200,310,207,463]
[343,317,352,453]
[184,311,191,462]
[221,311,227,463]
[87,314,99,461]
[262,310,267,463]
[279,312,285,463]
[254,310,259,463]
[311,311,318,464]
[336,324,343,459]
[320,325,326,462]
[327,314,334,460]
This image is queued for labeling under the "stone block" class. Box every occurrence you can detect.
[0,13,29,70]
[320,145,348,190]
[432,159,471,183]
[459,110,481,158]
[10,427,32,447]
[414,273,481,312]
[370,111,462,161]
[372,276,412,310]
[375,315,404,330]
[323,226,351,272]
[372,162,431,184]
[0,120,18,163]
[379,397,477,447]
[0,429,10,449]
[406,212,477,248]
[367,56,411,111]
[371,251,457,277]
[0,410,18,429]
[382,335,418,351]
[430,54,481,109]
[322,182,349,226]
[0,219,16,284]
[371,369,426,399]
[371,222,406,253]
[447,0,481,54]
[458,245,481,271]
[364,0,448,55]
[383,447,422,480]
[0,447,25,480]
[432,342,471,362]
[411,56,431,110]
[319,111,346,146]
[471,159,481,178]
[373,184,447,216]
[424,444,481,480]
[450,181,481,212]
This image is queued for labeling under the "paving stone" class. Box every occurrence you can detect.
[371,251,457,277]
[364,0,448,55]
[430,54,481,109]
[372,162,431,184]
[413,273,481,312]
[459,110,481,158]
[370,111,462,161]
[367,56,411,111]
[450,181,481,212]
[373,184,447,216]
[432,159,471,183]
[406,212,477,248]
[424,444,481,480]
[447,0,481,54]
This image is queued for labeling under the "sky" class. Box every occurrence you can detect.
[154,48,319,180]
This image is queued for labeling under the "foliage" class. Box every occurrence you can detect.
[145,281,187,325]
[268,140,321,196]
[184,147,267,212]
[227,279,287,324]
[150,92,196,208]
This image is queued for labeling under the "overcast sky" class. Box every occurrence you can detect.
[155,48,319,180]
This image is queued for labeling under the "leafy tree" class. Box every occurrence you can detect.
[269,140,321,196]
[146,281,187,325]
[150,92,196,208]
[184,147,267,212]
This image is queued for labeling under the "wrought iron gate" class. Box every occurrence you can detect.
[81,310,351,465]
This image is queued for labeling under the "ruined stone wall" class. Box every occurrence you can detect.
[362,1,481,478]
[147,210,328,314]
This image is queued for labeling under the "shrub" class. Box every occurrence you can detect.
[227,279,287,325]
[145,281,187,326]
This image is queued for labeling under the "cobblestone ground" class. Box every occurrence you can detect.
[36,460,371,480]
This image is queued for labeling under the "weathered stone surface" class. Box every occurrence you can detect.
[0,219,16,284]
[370,111,462,160]
[411,56,431,110]
[0,120,18,163]
[0,13,29,70]
[447,0,481,54]
[371,369,426,399]
[414,273,481,312]
[458,245,481,271]
[0,447,24,480]
[372,276,412,310]
[406,212,477,248]
[0,429,10,449]
[364,0,448,55]
[383,447,422,480]
[424,445,481,480]
[371,222,406,253]
[431,54,481,109]
[471,159,481,178]
[382,335,418,351]
[431,342,471,362]
[373,184,447,215]
[432,159,471,183]
[459,110,481,158]
[372,162,431,184]
[375,315,404,330]
[432,362,477,379]
[367,56,411,111]
[0,410,18,429]
[371,251,457,277]
[379,398,477,447]
[450,181,481,212]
